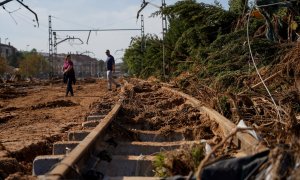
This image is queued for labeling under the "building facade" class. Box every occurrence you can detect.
[41,53,105,78]
[0,43,17,59]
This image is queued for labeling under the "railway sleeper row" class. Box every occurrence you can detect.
[32,80,265,179]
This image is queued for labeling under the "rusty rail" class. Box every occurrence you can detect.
[44,98,123,179]
[40,80,266,179]
[162,87,267,155]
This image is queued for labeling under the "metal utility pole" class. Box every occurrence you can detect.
[53,31,58,76]
[140,14,145,72]
[53,32,57,55]
[49,15,85,77]
[162,0,167,78]
[48,15,143,77]
[49,15,53,78]
[137,0,168,78]
[141,15,145,51]
[49,29,142,53]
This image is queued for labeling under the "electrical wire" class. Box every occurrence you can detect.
[2,5,18,25]
[15,10,48,28]
[246,6,283,123]
[14,12,37,26]
[5,6,21,13]
[52,15,137,30]
[3,5,49,31]
[99,16,137,28]
[68,40,86,54]
[51,15,95,29]
[51,14,138,47]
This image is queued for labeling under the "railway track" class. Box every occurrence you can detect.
[33,79,265,179]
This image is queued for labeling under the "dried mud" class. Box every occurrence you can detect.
[0,87,27,99]
[2,75,297,178]
[30,100,78,110]
[116,80,215,140]
[0,79,116,179]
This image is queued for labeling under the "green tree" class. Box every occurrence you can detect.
[124,35,162,78]
[124,0,238,79]
[19,50,49,77]
[7,51,23,68]
[123,0,300,86]
[162,0,237,76]
[124,36,144,77]
[229,0,248,14]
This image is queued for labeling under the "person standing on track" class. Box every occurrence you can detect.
[105,49,120,91]
[63,54,76,96]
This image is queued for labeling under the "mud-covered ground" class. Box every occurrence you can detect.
[114,78,300,179]
[115,80,215,141]
[2,77,299,179]
[0,79,120,179]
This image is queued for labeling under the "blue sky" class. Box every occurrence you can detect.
[0,0,229,62]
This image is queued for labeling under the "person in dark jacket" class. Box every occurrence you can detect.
[105,49,120,91]
[63,54,76,96]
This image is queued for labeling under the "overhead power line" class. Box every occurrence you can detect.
[0,0,39,27]
[51,29,142,32]
[48,15,143,77]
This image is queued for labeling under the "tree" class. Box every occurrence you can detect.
[0,56,8,75]
[7,51,23,68]
[123,0,299,84]
[124,35,162,78]
[124,36,145,77]
[97,60,105,76]
[19,50,49,77]
[161,0,237,76]
[167,1,235,46]
[229,0,248,14]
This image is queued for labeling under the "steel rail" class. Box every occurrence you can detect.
[41,80,267,179]
[45,97,124,179]
[162,87,268,155]
[132,78,267,154]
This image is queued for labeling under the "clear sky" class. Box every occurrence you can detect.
[0,0,229,62]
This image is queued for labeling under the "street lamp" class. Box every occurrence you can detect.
[5,38,8,44]
[26,45,30,51]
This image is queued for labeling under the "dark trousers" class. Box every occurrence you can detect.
[66,78,74,96]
